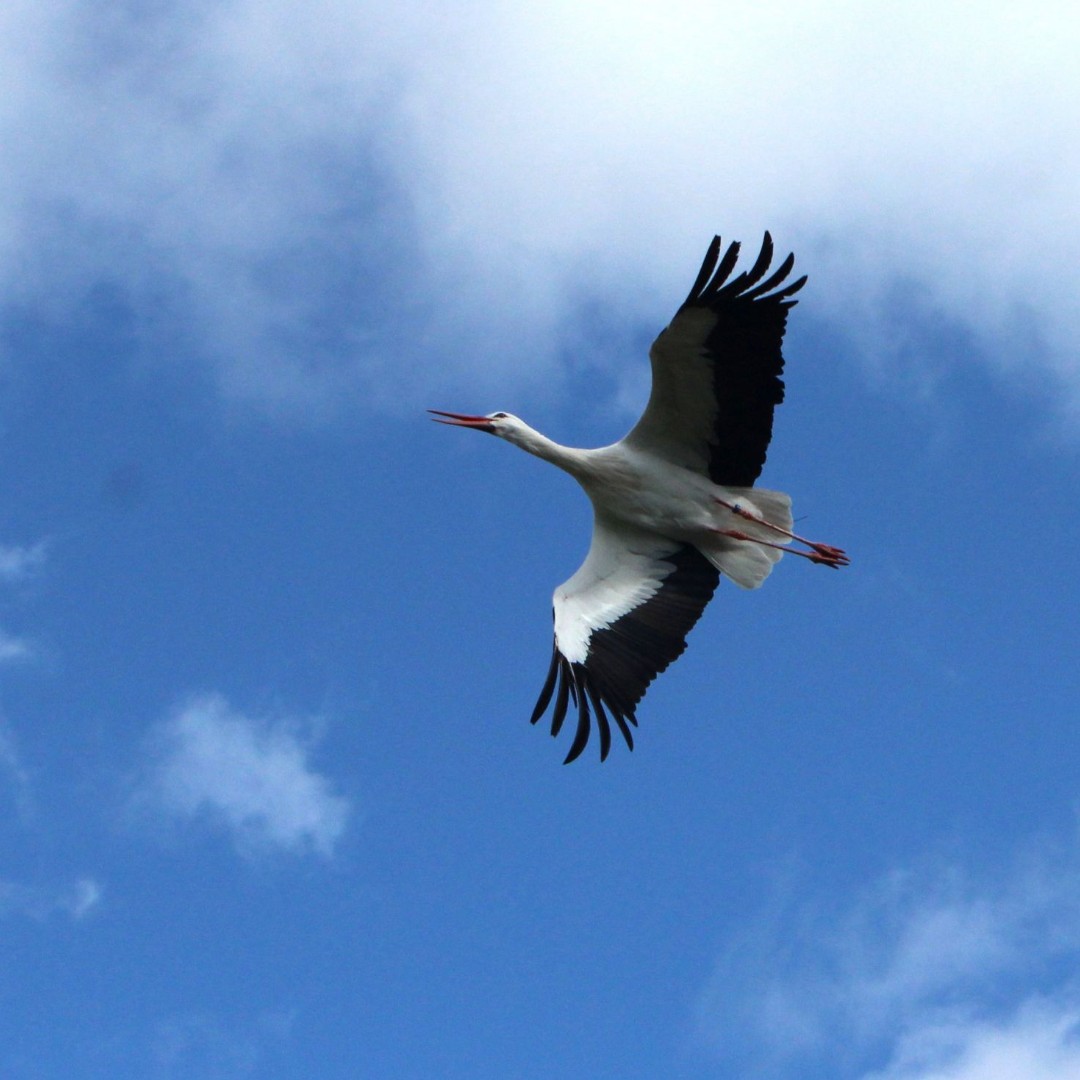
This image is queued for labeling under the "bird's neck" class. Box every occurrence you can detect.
[506,424,589,477]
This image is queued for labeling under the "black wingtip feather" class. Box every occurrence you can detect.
[529,644,560,726]
[683,232,803,309]
[600,691,630,751]
[563,673,592,764]
[723,232,775,295]
[740,251,797,301]
[549,658,571,738]
[748,232,776,283]
[584,680,613,762]
[700,241,742,301]
[681,235,722,307]
[769,273,808,303]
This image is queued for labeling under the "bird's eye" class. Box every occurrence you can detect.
[491,412,509,420]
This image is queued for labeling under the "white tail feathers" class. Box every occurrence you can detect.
[703,537,782,589]
[729,488,793,540]
[701,487,793,590]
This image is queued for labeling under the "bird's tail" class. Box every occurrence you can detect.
[701,487,793,590]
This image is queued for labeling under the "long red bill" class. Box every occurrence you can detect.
[428,410,495,429]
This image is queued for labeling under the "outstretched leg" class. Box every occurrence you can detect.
[713,528,849,569]
[713,495,849,569]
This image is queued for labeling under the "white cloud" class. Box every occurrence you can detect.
[0,541,46,582]
[0,715,33,819]
[0,876,102,921]
[0,628,32,663]
[67,876,102,918]
[148,1009,294,1079]
[0,541,46,664]
[697,848,1080,1078]
[0,2,1077,416]
[865,1005,1080,1080]
[139,694,350,857]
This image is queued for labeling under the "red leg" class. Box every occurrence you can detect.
[714,498,849,566]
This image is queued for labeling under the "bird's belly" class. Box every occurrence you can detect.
[586,472,714,539]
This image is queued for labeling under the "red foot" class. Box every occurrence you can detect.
[716,497,850,569]
[807,549,849,569]
[808,538,849,565]
[717,528,850,568]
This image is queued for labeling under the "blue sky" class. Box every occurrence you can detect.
[2,2,1080,1077]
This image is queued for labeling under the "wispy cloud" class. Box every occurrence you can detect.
[0,540,46,663]
[697,845,1080,1078]
[0,627,32,663]
[0,714,33,819]
[138,694,350,858]
[1,3,1077,417]
[0,876,102,921]
[143,1009,294,1080]
[865,1005,1080,1080]
[0,541,46,582]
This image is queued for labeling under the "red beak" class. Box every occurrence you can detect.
[428,410,495,431]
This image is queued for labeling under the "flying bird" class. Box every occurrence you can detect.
[431,233,847,763]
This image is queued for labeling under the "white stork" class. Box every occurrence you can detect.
[431,233,847,763]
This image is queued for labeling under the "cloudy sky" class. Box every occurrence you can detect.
[2,2,1080,1077]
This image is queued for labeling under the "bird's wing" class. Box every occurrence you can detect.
[530,513,720,763]
[622,232,806,487]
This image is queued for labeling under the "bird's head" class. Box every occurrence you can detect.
[428,410,523,439]
[430,410,562,464]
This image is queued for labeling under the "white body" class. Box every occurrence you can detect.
[491,420,792,665]
[503,423,792,576]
